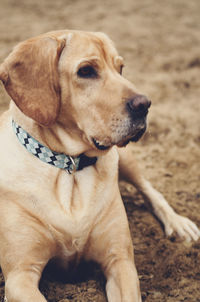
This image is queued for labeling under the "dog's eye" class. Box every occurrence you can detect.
[77,65,98,78]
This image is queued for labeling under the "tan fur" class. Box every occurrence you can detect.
[0,35,65,126]
[0,30,199,302]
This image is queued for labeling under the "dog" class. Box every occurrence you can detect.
[0,30,199,302]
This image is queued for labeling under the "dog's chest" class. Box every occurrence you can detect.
[50,151,119,255]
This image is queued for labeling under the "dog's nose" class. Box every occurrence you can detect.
[127,95,151,118]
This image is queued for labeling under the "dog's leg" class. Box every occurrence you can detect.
[0,201,53,302]
[118,146,200,242]
[5,270,47,302]
[86,196,141,302]
[105,259,141,302]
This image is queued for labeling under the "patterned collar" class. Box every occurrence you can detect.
[12,120,97,174]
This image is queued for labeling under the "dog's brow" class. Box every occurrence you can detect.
[74,56,101,72]
[78,56,100,65]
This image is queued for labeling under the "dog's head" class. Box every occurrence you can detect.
[0,30,150,154]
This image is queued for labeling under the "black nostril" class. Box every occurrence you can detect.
[127,95,151,117]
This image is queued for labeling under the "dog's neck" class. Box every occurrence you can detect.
[10,101,94,157]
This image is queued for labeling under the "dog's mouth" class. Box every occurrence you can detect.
[92,124,147,150]
[92,138,111,150]
[116,126,147,147]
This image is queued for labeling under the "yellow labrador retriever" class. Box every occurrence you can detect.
[0,30,199,302]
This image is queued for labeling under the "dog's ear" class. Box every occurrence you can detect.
[0,36,66,126]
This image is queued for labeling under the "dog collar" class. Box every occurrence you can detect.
[12,120,97,174]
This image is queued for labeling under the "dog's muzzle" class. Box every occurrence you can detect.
[126,94,151,143]
[93,95,151,150]
[116,94,151,146]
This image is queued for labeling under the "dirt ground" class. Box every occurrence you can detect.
[0,0,200,301]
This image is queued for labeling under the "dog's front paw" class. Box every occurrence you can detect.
[164,213,200,242]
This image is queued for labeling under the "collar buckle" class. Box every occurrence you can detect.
[68,156,77,175]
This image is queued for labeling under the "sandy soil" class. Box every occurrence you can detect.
[0,0,200,301]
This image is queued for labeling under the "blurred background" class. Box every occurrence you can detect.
[0,0,200,301]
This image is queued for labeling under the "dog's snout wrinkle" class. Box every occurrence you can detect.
[127,95,151,118]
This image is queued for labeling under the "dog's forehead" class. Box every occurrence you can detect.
[66,31,121,63]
